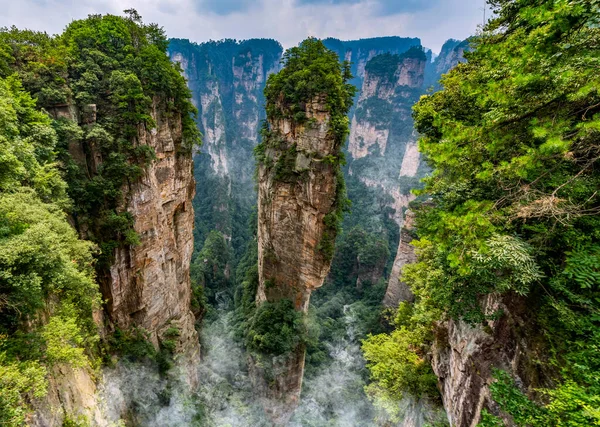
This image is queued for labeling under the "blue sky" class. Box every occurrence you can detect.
[0,0,492,54]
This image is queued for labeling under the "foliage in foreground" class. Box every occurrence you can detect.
[0,73,100,425]
[363,0,600,424]
[0,10,201,424]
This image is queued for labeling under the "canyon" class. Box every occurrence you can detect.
[4,3,594,425]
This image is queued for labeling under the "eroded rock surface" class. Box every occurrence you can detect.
[383,209,417,308]
[431,295,549,427]
[104,99,200,366]
[254,96,342,423]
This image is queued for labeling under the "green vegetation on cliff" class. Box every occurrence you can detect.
[0,11,199,424]
[363,0,600,425]
[0,73,100,426]
[258,38,355,263]
[1,11,199,268]
[263,37,355,143]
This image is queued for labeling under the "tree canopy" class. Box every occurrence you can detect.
[363,0,600,424]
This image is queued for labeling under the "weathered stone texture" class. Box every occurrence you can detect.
[105,99,199,364]
[254,96,340,423]
[383,209,417,308]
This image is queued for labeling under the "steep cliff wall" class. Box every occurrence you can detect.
[168,39,282,258]
[383,210,416,308]
[254,96,342,425]
[256,97,339,311]
[323,36,424,89]
[103,99,199,364]
[344,48,427,301]
[31,97,200,427]
[424,38,469,90]
[430,295,550,427]
[0,15,203,424]
[249,39,354,424]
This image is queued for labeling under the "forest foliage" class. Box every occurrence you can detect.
[0,11,198,424]
[363,0,600,425]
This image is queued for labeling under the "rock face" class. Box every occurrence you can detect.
[344,49,427,301]
[102,98,199,364]
[424,38,469,90]
[323,37,424,87]
[431,295,548,427]
[33,98,199,425]
[383,209,416,308]
[257,97,338,311]
[31,364,109,427]
[168,39,282,252]
[254,95,341,423]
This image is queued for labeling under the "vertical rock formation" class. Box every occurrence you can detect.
[254,96,340,425]
[51,99,200,365]
[383,209,416,308]
[168,39,282,255]
[323,36,424,88]
[33,97,200,425]
[103,99,200,366]
[343,47,428,298]
[256,95,339,310]
[431,295,548,427]
[424,38,469,90]
[251,39,354,424]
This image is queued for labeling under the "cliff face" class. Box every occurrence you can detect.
[168,39,282,254]
[424,38,469,90]
[253,96,340,423]
[257,97,338,311]
[103,99,199,362]
[431,295,548,427]
[323,37,424,88]
[345,49,427,301]
[32,98,199,425]
[383,209,416,308]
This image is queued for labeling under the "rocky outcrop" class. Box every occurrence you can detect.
[168,39,283,253]
[37,97,200,425]
[425,38,468,90]
[103,98,199,366]
[323,36,423,85]
[431,294,549,427]
[254,94,342,423]
[348,48,426,202]
[383,209,417,308]
[31,364,109,427]
[257,96,338,310]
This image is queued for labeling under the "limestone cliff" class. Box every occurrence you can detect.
[431,295,549,427]
[344,48,427,301]
[424,38,469,90]
[256,96,339,311]
[383,209,416,308]
[168,39,282,254]
[323,36,424,88]
[253,95,342,423]
[250,39,354,424]
[32,97,199,426]
[102,98,199,364]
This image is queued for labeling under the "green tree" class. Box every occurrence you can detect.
[364,0,600,424]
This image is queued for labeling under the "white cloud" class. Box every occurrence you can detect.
[0,0,490,54]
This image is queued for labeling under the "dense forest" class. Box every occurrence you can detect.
[1,0,599,426]
[363,0,600,425]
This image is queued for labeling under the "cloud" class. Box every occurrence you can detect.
[296,0,440,15]
[194,0,254,15]
[0,0,491,54]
